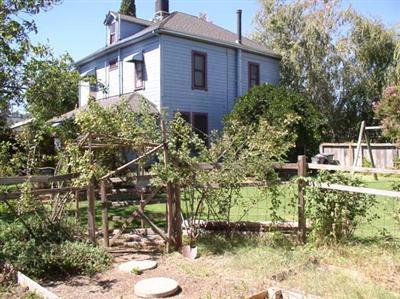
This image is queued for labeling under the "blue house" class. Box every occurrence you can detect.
[76,0,281,134]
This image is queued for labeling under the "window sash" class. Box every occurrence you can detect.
[109,23,116,44]
[135,61,144,90]
[109,59,118,70]
[248,63,260,88]
[192,51,207,90]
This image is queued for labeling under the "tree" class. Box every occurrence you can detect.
[375,85,400,145]
[0,0,62,139]
[0,0,62,109]
[119,0,136,17]
[23,46,80,120]
[253,0,399,142]
[225,84,324,158]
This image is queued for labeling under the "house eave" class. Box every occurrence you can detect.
[75,30,156,67]
[156,28,281,60]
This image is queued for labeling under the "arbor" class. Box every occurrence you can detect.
[254,0,399,141]
[119,0,136,17]
[23,46,80,120]
[225,84,324,158]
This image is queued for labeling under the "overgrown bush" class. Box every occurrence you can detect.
[0,216,111,278]
[224,84,324,158]
[306,171,376,243]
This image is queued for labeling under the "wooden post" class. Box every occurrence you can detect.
[87,135,96,244]
[161,119,175,252]
[87,177,96,244]
[352,121,366,173]
[364,132,378,180]
[174,185,182,251]
[348,144,353,167]
[75,190,80,221]
[100,180,109,247]
[297,155,307,244]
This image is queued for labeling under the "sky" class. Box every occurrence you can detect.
[29,0,400,61]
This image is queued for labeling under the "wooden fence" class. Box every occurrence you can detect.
[320,143,399,168]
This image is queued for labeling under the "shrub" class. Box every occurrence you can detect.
[57,241,111,276]
[306,171,376,243]
[0,216,111,278]
[225,84,324,158]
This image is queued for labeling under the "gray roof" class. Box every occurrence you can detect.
[50,93,159,123]
[76,11,280,66]
[158,12,278,57]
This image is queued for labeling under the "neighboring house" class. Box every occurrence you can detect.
[76,0,281,134]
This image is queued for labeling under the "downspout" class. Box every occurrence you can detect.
[236,10,243,98]
[118,48,123,96]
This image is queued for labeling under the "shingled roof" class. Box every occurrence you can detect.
[156,12,278,57]
[50,93,158,124]
[76,11,279,66]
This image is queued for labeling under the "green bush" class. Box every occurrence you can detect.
[225,84,324,159]
[57,241,111,276]
[0,216,111,278]
[306,171,376,243]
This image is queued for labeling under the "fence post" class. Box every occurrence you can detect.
[100,180,109,247]
[87,177,96,244]
[297,155,307,244]
[161,119,174,252]
[174,185,182,251]
[87,134,96,244]
[75,190,80,221]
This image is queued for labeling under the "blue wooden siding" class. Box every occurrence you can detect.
[241,51,280,94]
[161,35,237,132]
[160,35,280,131]
[120,20,147,40]
[79,37,161,109]
[78,34,280,132]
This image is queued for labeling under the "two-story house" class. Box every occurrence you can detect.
[76,0,281,135]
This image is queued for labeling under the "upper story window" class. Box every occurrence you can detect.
[135,61,144,90]
[248,62,260,89]
[192,51,207,90]
[109,22,116,45]
[109,59,118,71]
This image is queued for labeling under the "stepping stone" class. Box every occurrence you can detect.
[118,260,157,273]
[134,277,179,298]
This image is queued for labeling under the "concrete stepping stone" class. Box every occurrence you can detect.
[134,277,179,298]
[118,260,157,273]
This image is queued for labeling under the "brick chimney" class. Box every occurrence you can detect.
[155,0,169,20]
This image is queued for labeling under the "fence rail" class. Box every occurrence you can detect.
[0,173,79,185]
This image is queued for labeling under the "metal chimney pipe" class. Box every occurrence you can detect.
[131,0,136,17]
[237,9,242,44]
[155,0,169,19]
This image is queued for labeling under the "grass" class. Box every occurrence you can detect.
[167,233,400,298]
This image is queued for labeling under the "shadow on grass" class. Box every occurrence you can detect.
[196,231,296,255]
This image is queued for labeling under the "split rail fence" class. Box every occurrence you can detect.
[2,155,400,249]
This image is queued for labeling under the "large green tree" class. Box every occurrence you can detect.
[23,45,80,120]
[254,0,399,141]
[225,84,324,158]
[119,0,136,17]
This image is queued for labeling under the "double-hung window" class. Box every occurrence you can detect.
[135,61,144,90]
[109,23,116,45]
[176,111,209,144]
[248,62,260,89]
[192,51,207,90]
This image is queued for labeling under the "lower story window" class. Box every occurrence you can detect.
[135,61,144,90]
[176,111,209,143]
